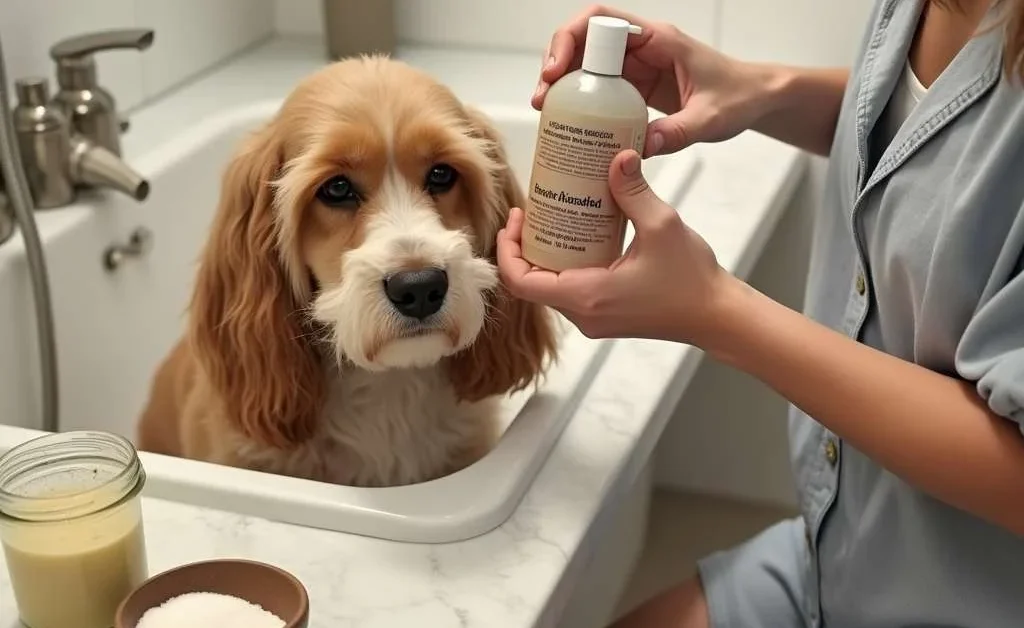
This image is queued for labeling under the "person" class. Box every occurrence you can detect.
[496,1,1024,626]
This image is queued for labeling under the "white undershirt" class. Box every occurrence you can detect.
[877,59,930,150]
[863,58,931,241]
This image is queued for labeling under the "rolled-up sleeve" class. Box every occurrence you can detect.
[955,264,1024,430]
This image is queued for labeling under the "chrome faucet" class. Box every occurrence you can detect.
[12,78,75,208]
[10,28,154,210]
[49,29,154,157]
[0,28,155,433]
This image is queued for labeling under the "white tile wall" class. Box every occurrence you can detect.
[275,0,324,36]
[274,0,875,64]
[275,0,719,52]
[0,0,275,112]
[136,0,275,100]
[392,0,719,54]
[720,0,873,65]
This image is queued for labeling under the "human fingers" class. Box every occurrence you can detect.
[504,205,525,241]
[532,58,559,109]
[646,105,716,156]
[542,28,579,84]
[496,209,615,308]
[534,28,582,109]
[608,150,681,236]
[496,256,567,308]
[496,208,530,276]
[496,210,564,305]
[535,6,654,109]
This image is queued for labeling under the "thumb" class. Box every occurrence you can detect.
[608,150,675,232]
[645,110,701,156]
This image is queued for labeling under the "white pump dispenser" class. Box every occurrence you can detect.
[582,16,643,76]
[521,16,649,271]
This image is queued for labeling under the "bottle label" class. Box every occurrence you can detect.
[523,110,647,271]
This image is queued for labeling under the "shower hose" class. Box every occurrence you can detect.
[0,35,61,433]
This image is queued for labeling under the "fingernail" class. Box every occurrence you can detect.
[545,55,555,69]
[621,151,641,176]
[534,81,546,99]
[650,132,664,155]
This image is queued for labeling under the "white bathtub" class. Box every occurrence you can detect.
[0,100,700,542]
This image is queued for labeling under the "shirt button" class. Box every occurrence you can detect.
[825,438,839,467]
[855,273,866,295]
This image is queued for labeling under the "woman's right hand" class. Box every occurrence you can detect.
[536,5,778,157]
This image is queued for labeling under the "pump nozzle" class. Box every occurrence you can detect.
[581,16,642,77]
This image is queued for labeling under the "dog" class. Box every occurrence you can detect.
[136,56,558,487]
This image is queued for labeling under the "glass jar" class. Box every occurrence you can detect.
[0,430,149,628]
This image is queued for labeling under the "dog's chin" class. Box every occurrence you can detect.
[372,332,454,369]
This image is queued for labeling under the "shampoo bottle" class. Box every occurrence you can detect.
[521,16,649,272]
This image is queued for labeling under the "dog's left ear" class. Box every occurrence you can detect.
[188,121,324,449]
[447,107,559,401]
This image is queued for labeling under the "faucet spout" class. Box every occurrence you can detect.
[69,137,149,201]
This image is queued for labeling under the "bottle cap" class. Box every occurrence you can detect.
[581,16,642,76]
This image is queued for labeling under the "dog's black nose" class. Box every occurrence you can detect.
[384,268,448,320]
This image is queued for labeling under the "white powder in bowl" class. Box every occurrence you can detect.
[137,591,286,628]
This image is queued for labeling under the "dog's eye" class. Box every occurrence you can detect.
[316,175,360,208]
[425,164,458,195]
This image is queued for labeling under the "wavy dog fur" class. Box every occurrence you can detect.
[136,56,558,487]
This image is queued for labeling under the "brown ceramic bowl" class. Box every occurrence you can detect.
[115,558,309,628]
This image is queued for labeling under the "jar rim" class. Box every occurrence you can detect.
[0,430,145,522]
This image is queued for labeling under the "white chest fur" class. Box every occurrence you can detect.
[236,363,498,487]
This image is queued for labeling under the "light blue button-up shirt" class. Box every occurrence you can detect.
[793,0,1024,626]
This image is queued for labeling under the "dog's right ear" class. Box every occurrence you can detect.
[447,106,559,402]
[459,105,526,251]
[188,123,324,450]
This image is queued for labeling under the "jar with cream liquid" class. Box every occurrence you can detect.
[0,430,149,628]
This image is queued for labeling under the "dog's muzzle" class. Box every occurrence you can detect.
[383,267,449,321]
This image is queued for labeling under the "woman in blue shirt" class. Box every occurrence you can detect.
[497,1,1024,626]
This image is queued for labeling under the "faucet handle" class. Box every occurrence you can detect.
[49,29,154,91]
[49,28,154,62]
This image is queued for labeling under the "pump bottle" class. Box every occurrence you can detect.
[521,16,649,272]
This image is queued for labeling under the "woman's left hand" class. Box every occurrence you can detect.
[496,149,735,346]
[502,150,1024,541]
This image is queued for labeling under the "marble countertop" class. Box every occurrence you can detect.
[0,37,806,627]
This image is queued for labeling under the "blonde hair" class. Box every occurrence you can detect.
[937,0,1024,81]
[1003,2,1024,80]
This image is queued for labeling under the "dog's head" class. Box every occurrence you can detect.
[188,56,557,449]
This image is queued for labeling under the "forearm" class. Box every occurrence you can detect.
[703,278,1024,536]
[747,64,849,158]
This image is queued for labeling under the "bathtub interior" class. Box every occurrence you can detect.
[0,101,700,542]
